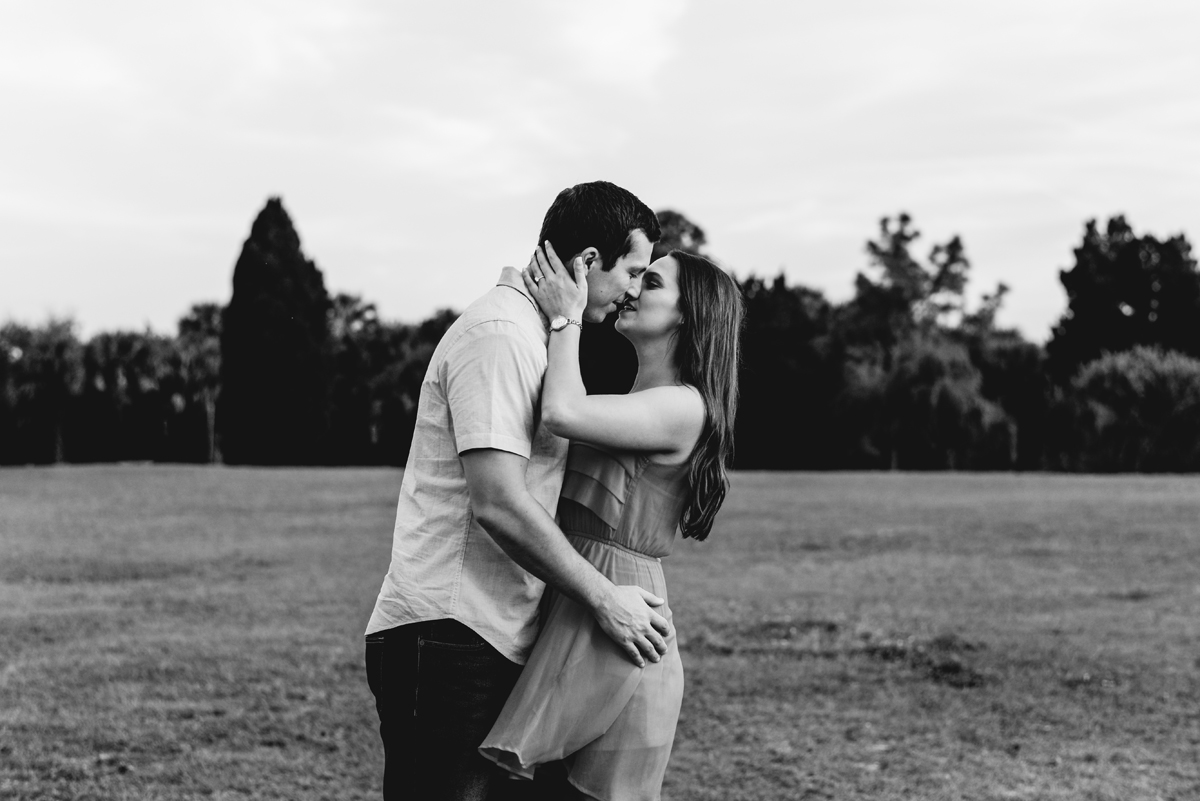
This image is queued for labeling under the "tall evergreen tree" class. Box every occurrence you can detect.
[218,197,333,464]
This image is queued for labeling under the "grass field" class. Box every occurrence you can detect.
[2,467,1199,800]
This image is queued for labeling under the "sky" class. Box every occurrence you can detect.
[3,0,1199,343]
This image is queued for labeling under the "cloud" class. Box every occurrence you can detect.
[352,1,690,195]
[546,0,687,89]
[373,104,536,187]
[4,0,1199,342]
[0,39,130,94]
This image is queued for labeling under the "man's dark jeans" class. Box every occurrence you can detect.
[365,619,523,801]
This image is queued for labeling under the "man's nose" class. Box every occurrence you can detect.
[626,274,643,298]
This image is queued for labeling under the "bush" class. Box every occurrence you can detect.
[1070,346,1200,471]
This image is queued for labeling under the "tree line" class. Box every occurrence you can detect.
[4,199,1200,471]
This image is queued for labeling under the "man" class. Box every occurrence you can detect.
[364,181,668,800]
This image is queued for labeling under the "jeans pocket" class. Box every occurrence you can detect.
[414,637,519,745]
[424,618,488,648]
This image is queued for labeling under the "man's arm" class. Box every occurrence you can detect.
[461,448,669,667]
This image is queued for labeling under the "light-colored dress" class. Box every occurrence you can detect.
[479,442,689,801]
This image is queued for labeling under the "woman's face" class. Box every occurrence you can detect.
[614,255,683,341]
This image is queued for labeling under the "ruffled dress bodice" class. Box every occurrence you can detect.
[557,442,689,559]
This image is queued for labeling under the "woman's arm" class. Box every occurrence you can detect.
[524,244,705,455]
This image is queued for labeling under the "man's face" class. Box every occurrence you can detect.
[583,229,652,324]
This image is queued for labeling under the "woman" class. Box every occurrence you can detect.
[479,241,743,800]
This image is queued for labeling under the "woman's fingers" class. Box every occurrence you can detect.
[521,268,540,294]
[541,240,576,278]
[542,240,566,275]
[572,256,587,290]
[534,244,578,289]
[533,242,587,290]
[534,245,554,277]
[527,253,545,285]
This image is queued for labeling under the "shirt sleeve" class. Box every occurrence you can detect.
[443,320,545,458]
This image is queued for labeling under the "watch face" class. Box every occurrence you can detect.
[550,315,568,331]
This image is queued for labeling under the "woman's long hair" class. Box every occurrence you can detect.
[671,251,744,540]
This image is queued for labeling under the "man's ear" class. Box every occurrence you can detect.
[578,247,601,273]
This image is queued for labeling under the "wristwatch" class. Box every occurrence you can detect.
[549,315,583,332]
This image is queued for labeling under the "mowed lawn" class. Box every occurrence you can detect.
[1,468,1198,800]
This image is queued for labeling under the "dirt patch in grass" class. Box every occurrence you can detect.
[682,617,991,688]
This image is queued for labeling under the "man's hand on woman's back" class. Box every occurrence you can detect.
[594,585,671,668]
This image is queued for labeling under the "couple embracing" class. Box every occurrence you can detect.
[364,181,744,800]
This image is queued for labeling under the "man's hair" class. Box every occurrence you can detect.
[537,181,661,272]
